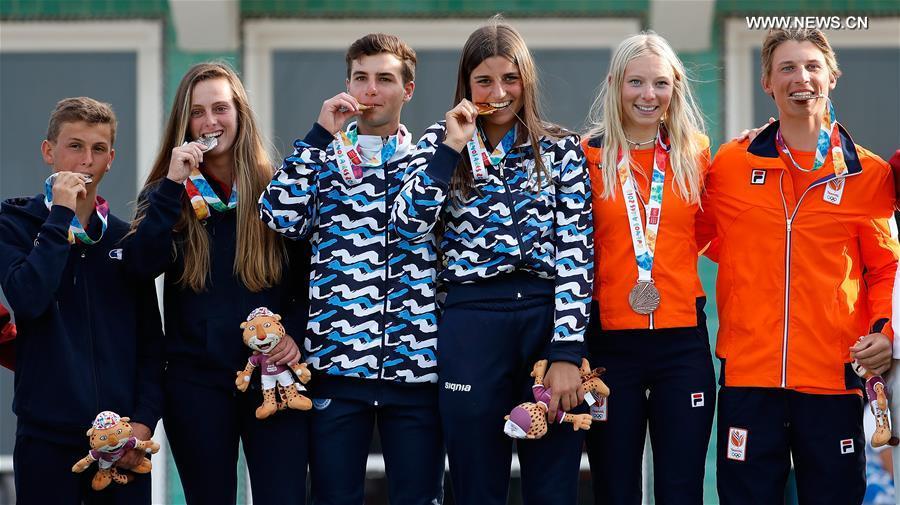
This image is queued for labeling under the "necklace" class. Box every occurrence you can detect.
[625,136,656,148]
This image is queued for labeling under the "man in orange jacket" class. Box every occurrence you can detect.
[703,28,899,504]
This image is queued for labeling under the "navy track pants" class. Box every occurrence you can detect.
[308,395,445,505]
[585,299,716,505]
[439,274,586,505]
[163,373,309,505]
[14,431,151,505]
[716,387,865,505]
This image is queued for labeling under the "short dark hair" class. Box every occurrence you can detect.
[46,97,117,145]
[345,33,417,83]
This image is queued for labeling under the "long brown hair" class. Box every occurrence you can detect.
[132,62,284,292]
[450,18,568,198]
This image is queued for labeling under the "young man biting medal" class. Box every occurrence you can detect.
[258,34,444,504]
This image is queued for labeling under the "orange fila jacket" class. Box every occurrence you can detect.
[583,135,711,330]
[702,123,899,394]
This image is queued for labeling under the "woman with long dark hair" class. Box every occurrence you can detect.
[392,20,593,504]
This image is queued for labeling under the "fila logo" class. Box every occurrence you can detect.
[727,427,748,461]
[591,396,608,421]
[691,392,705,408]
[108,248,123,261]
[840,438,855,454]
[751,169,767,185]
[444,382,472,393]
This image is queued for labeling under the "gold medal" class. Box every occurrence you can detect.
[628,281,660,314]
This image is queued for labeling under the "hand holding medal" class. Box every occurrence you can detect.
[167,135,216,184]
[48,171,91,211]
[44,172,108,244]
[318,92,369,135]
[443,99,478,153]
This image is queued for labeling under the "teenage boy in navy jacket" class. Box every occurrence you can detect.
[259,34,444,504]
[0,97,163,504]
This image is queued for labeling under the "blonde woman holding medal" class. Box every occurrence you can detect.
[580,32,715,504]
[126,62,311,504]
[391,20,593,505]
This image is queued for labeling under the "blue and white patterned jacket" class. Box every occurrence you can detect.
[259,122,439,397]
[391,122,594,364]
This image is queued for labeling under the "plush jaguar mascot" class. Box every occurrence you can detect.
[71,411,160,490]
[503,359,610,440]
[236,307,313,419]
[852,352,899,448]
[578,358,611,407]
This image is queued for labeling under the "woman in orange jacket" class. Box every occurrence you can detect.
[704,28,899,504]
[581,32,715,504]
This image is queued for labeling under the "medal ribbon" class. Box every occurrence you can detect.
[43,174,109,245]
[617,126,670,284]
[775,99,847,177]
[184,170,238,221]
[332,124,404,185]
[466,126,516,180]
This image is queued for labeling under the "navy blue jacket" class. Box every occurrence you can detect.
[0,194,164,445]
[126,178,309,390]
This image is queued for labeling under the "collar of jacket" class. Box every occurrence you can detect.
[746,120,863,179]
[344,120,413,164]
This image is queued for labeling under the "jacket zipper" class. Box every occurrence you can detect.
[777,170,859,388]
[80,248,101,413]
[498,152,525,262]
[375,155,391,407]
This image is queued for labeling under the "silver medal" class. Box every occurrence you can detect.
[628,281,660,314]
[195,135,218,151]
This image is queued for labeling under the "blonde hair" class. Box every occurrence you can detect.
[585,32,706,204]
[761,28,841,85]
[450,17,569,198]
[132,62,284,292]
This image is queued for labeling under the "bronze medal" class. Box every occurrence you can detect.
[628,281,660,314]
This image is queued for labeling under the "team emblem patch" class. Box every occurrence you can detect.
[312,398,331,410]
[750,169,767,185]
[823,178,845,205]
[691,392,705,408]
[108,248,123,260]
[590,396,608,421]
[727,427,748,461]
[840,438,854,454]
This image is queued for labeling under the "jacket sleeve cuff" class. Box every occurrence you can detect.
[46,204,75,227]
[548,340,585,366]
[871,317,894,340]
[305,123,336,150]
[157,177,186,201]
[129,408,161,435]
[427,143,462,186]
[43,205,76,243]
